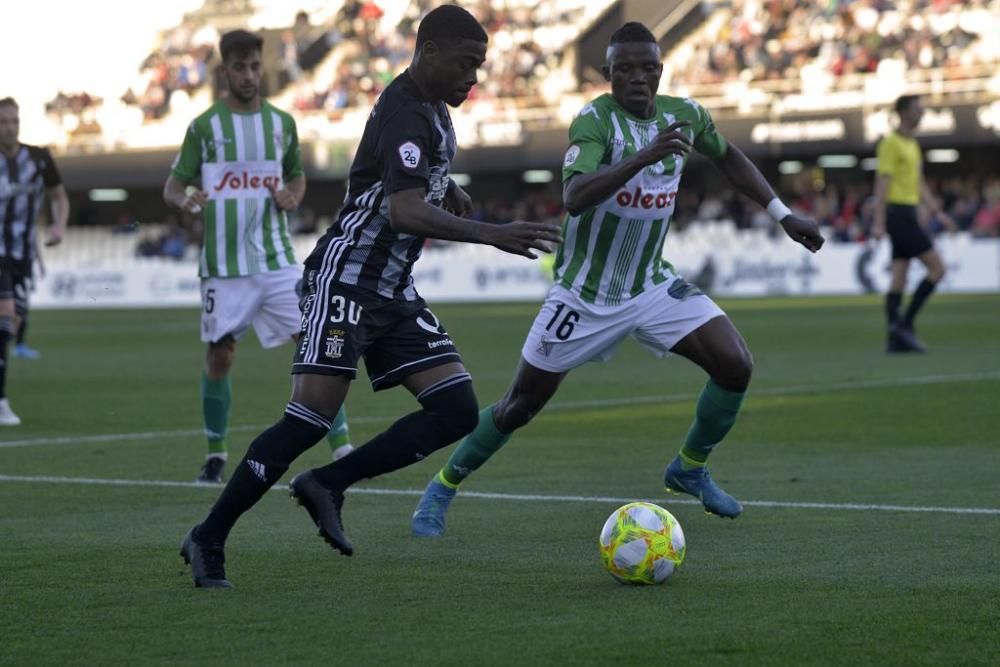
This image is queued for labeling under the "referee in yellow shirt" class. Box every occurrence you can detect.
[873,95,955,353]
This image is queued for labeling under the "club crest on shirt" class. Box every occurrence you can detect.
[564,145,581,167]
[398,142,421,170]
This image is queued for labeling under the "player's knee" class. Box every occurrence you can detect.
[929,263,946,283]
[495,391,544,432]
[714,348,753,392]
[418,377,479,445]
[207,338,236,376]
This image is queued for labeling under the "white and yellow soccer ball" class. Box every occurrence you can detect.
[599,502,686,585]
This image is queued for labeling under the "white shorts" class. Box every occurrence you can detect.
[521,278,725,373]
[200,266,303,349]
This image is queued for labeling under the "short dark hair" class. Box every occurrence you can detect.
[219,30,263,62]
[0,97,17,111]
[609,22,656,46]
[415,4,488,51]
[895,95,920,114]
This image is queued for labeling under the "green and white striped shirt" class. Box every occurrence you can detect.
[555,94,727,305]
[171,100,303,278]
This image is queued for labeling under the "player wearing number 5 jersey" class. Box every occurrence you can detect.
[164,30,352,485]
[178,6,562,587]
[412,22,825,533]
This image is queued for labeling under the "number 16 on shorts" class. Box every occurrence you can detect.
[545,303,580,340]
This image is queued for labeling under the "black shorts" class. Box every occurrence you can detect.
[0,259,29,316]
[886,204,933,260]
[292,271,462,391]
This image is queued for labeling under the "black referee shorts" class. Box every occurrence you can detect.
[886,204,933,260]
[292,271,462,391]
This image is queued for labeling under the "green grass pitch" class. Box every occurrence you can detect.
[1,294,998,665]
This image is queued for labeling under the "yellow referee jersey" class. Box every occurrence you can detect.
[876,131,922,206]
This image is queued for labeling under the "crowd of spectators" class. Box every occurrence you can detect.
[120,20,220,121]
[33,0,1000,151]
[664,0,998,89]
[127,172,998,262]
[670,174,1000,241]
[289,0,603,114]
[44,92,104,138]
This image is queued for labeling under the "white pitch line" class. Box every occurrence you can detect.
[0,474,997,516]
[3,371,999,450]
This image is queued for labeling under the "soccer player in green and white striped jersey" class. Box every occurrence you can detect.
[164,30,352,484]
[412,22,825,532]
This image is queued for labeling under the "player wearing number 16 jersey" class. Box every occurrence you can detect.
[412,22,826,534]
[164,30,352,485]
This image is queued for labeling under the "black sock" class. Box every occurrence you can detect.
[902,279,937,329]
[0,315,12,400]
[886,292,902,327]
[16,317,26,345]
[313,377,478,490]
[197,403,332,544]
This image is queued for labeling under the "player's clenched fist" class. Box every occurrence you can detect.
[779,214,825,253]
[266,182,299,211]
[182,185,209,215]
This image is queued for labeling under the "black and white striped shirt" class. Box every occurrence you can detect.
[305,70,456,300]
[0,144,61,266]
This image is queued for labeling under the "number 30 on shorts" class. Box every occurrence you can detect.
[545,303,580,340]
[329,295,362,324]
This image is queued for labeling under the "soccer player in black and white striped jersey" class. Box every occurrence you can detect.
[179,5,562,588]
[0,97,69,425]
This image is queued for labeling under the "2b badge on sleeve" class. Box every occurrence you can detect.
[398,142,421,170]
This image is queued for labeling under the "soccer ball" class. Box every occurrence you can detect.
[599,502,686,585]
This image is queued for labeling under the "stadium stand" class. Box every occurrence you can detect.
[13,0,999,291]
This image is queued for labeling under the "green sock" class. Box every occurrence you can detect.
[678,379,745,470]
[439,404,512,487]
[326,406,351,450]
[201,372,231,457]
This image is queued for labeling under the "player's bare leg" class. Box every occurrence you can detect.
[664,315,752,518]
[412,360,567,537]
[288,332,355,461]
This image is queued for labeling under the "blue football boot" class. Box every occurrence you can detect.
[664,456,743,518]
[411,478,457,537]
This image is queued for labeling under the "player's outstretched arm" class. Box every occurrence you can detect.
[714,143,824,253]
[564,121,692,216]
[388,188,562,259]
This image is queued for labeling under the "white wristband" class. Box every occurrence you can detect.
[767,198,792,222]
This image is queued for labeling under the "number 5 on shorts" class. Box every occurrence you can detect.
[204,288,216,314]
